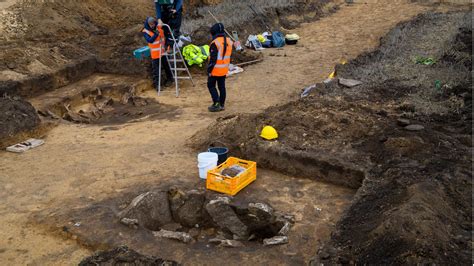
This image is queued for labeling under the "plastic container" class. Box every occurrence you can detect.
[208,147,229,165]
[285,39,298,45]
[133,46,151,59]
[198,152,218,179]
[206,157,257,196]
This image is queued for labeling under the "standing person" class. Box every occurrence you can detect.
[207,23,233,112]
[154,0,183,45]
[142,17,174,88]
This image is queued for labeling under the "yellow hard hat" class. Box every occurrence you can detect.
[260,126,278,140]
[328,71,336,79]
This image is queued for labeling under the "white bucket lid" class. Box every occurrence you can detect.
[198,152,218,161]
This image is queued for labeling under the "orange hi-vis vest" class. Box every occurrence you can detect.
[211,36,233,77]
[142,27,165,59]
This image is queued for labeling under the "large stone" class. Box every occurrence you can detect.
[242,202,275,231]
[339,78,363,88]
[118,191,173,231]
[397,118,411,127]
[263,236,289,246]
[205,197,249,239]
[209,238,244,248]
[172,190,208,228]
[153,229,192,243]
[405,124,425,131]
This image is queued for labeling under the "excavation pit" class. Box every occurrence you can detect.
[117,187,294,247]
[36,171,354,264]
[31,75,179,126]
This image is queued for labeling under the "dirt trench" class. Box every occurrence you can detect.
[193,10,473,264]
[0,0,334,99]
[0,1,469,265]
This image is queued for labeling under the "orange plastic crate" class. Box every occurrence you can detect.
[206,157,257,196]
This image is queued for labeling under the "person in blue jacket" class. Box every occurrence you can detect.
[154,0,183,45]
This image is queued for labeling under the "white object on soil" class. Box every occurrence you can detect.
[339,78,363,88]
[263,236,289,246]
[6,138,44,153]
[153,229,193,243]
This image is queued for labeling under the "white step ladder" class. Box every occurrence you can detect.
[158,24,195,97]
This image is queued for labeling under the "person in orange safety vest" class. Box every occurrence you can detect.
[142,17,173,88]
[207,23,233,112]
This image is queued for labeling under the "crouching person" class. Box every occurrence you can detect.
[142,17,173,88]
[207,23,233,112]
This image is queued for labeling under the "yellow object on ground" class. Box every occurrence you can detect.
[206,157,257,196]
[257,34,266,43]
[328,71,336,79]
[182,44,210,67]
[285,33,300,40]
[260,126,278,140]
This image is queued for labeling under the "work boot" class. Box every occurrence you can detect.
[220,105,225,111]
[208,102,222,112]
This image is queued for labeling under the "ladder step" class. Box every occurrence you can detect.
[171,68,188,71]
[176,76,191,80]
[168,59,184,62]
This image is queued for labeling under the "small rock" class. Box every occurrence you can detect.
[405,124,424,131]
[263,236,289,246]
[319,251,331,259]
[338,78,363,88]
[161,223,182,232]
[339,118,350,124]
[188,228,200,239]
[397,118,411,127]
[209,238,244,248]
[120,218,139,228]
[153,229,192,243]
[278,222,291,236]
[6,62,16,69]
[248,202,274,218]
[376,110,388,117]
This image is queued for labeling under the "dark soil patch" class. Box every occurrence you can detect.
[79,246,177,266]
[191,11,473,264]
[0,96,41,147]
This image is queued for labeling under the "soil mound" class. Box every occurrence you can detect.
[0,96,40,143]
[191,11,472,264]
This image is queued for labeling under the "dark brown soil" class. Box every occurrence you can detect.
[79,246,178,266]
[0,0,334,98]
[0,96,40,145]
[191,11,472,264]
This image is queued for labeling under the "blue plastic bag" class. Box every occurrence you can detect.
[271,31,286,48]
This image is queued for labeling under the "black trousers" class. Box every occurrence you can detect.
[152,57,173,86]
[162,11,182,45]
[208,76,226,106]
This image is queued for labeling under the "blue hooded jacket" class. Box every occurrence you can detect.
[143,17,159,44]
[155,0,183,19]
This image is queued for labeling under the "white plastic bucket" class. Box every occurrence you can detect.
[197,152,218,179]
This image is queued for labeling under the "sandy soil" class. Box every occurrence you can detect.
[0,2,460,265]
